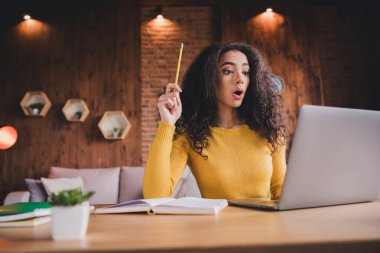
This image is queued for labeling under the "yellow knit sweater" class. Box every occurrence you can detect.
[143,121,287,200]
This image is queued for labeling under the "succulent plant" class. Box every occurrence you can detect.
[49,188,94,207]
[28,102,44,112]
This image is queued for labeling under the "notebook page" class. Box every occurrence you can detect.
[161,197,227,208]
[106,198,174,208]
[141,198,175,207]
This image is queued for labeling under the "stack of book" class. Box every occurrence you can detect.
[0,202,51,227]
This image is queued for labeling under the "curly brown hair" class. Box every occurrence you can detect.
[175,43,286,159]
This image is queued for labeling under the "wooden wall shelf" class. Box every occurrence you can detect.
[98,111,131,140]
[62,99,90,122]
[20,91,52,117]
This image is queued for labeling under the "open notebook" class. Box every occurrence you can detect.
[95,197,228,215]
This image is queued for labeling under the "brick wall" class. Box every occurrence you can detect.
[141,6,218,164]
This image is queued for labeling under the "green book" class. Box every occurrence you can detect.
[0,202,51,222]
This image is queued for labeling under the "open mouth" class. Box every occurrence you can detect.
[234,91,242,96]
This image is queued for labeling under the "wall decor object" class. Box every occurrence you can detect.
[20,91,52,117]
[0,125,18,150]
[62,99,90,122]
[98,111,131,140]
[272,75,285,94]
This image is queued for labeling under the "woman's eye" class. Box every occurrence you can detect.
[243,71,250,76]
[222,69,233,75]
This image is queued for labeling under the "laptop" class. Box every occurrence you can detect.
[228,105,380,210]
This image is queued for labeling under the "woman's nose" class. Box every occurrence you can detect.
[235,72,244,84]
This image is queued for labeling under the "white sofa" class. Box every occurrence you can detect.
[3,166,201,205]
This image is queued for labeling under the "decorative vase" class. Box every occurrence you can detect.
[112,130,120,138]
[32,108,39,115]
[51,202,90,241]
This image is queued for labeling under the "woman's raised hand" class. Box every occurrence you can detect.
[157,83,182,125]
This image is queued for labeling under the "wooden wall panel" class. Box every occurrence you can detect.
[220,1,323,150]
[0,0,141,202]
[247,5,323,145]
[315,5,380,110]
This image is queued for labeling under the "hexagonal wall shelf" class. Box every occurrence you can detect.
[98,111,131,140]
[20,91,52,117]
[62,99,90,122]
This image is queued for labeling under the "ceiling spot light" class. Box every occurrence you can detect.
[157,14,164,22]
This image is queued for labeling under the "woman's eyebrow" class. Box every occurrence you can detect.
[220,62,249,67]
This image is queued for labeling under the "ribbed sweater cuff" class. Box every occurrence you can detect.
[155,121,175,142]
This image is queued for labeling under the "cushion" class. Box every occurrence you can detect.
[25,178,48,202]
[171,165,202,198]
[4,191,31,205]
[119,166,144,203]
[41,177,84,195]
[49,166,121,205]
[184,170,202,198]
[119,165,196,202]
[172,166,191,198]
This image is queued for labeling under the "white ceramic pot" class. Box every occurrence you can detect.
[51,202,90,241]
[32,108,39,115]
[112,130,119,138]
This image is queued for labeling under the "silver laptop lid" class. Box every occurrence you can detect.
[279,105,380,210]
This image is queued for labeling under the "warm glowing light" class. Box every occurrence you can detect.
[143,17,180,40]
[156,14,164,24]
[0,126,18,150]
[18,19,49,38]
[250,10,284,34]
[266,8,273,13]
[24,14,31,20]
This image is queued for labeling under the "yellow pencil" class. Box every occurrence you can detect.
[174,43,184,85]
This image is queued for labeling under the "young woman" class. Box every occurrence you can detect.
[143,42,286,200]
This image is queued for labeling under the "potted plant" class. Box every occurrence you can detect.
[28,102,44,115]
[49,188,94,241]
[73,111,82,120]
[112,127,120,138]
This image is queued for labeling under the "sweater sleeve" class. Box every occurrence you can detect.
[270,142,287,199]
[143,121,189,198]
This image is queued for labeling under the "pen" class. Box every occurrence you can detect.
[173,43,184,89]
